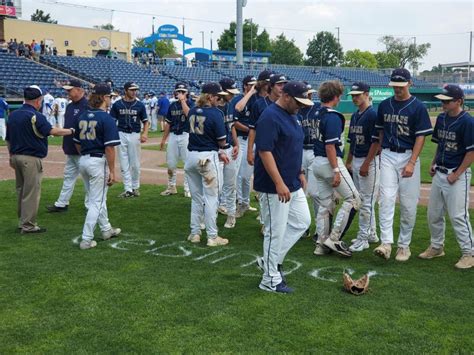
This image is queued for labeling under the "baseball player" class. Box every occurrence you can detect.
[231,75,257,215]
[373,68,432,261]
[143,93,151,122]
[0,96,8,141]
[160,83,194,197]
[157,92,170,132]
[311,81,360,258]
[185,82,230,247]
[73,83,121,250]
[255,81,312,293]
[53,94,67,128]
[345,82,381,252]
[110,82,149,198]
[42,89,55,126]
[46,79,89,212]
[149,92,158,132]
[419,85,474,269]
[217,77,240,228]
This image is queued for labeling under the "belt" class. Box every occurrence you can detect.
[119,129,137,134]
[389,146,410,153]
[435,166,457,174]
[303,144,313,150]
[238,136,248,140]
[90,153,104,158]
[172,131,184,136]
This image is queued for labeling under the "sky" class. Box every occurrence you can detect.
[20,0,474,71]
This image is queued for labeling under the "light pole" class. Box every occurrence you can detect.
[152,16,155,34]
[412,36,417,77]
[320,40,325,68]
[200,31,204,48]
[210,30,213,52]
[335,26,340,64]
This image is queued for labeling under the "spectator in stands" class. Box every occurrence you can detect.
[24,44,32,59]
[33,42,41,61]
[112,47,118,59]
[30,39,36,50]
[40,41,45,55]
[0,39,8,53]
[0,96,8,141]
[53,47,58,56]
[9,38,18,56]
[18,41,25,57]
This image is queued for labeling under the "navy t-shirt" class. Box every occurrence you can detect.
[254,103,304,194]
[110,99,148,133]
[62,96,88,156]
[187,106,227,152]
[298,102,321,150]
[347,106,379,158]
[230,94,252,138]
[432,111,474,169]
[249,96,274,129]
[218,101,235,146]
[158,96,170,116]
[6,104,52,158]
[73,109,120,155]
[313,107,345,158]
[166,99,195,134]
[375,96,432,149]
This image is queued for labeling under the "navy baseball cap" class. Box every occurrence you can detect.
[92,83,112,95]
[348,82,371,95]
[201,82,228,96]
[243,75,257,86]
[24,85,43,100]
[124,82,139,91]
[257,70,272,82]
[219,78,240,94]
[435,85,464,100]
[303,81,317,94]
[283,81,314,106]
[174,82,188,92]
[270,73,289,85]
[62,79,82,90]
[389,68,411,87]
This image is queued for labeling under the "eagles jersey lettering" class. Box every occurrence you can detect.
[218,101,235,146]
[298,102,321,149]
[110,99,148,133]
[165,99,195,134]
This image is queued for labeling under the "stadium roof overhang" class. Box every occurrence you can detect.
[440,61,474,68]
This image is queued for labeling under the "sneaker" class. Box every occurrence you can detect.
[301,228,310,239]
[102,227,121,240]
[132,189,140,197]
[207,236,229,247]
[218,206,228,215]
[118,191,134,198]
[374,243,392,260]
[395,247,411,262]
[258,281,294,294]
[454,255,474,269]
[418,246,445,259]
[368,234,380,243]
[313,243,331,256]
[80,240,97,250]
[224,215,236,228]
[349,238,369,252]
[21,227,47,234]
[235,204,248,218]
[160,186,177,196]
[323,238,352,257]
[187,234,201,243]
[46,205,68,213]
[184,191,191,198]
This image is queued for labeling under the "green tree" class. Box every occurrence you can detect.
[133,37,176,58]
[305,31,343,67]
[94,23,116,31]
[256,29,272,52]
[379,35,431,70]
[30,9,57,24]
[217,19,271,52]
[343,49,378,69]
[374,51,400,68]
[270,33,303,65]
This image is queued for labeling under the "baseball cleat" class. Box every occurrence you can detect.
[184,191,191,198]
[102,227,121,240]
[80,240,97,250]
[256,256,264,271]
[248,205,258,212]
[160,186,177,196]
[132,189,140,197]
[313,243,331,256]
[217,206,228,215]
[454,255,474,269]
[374,243,392,260]
[418,246,445,259]
[207,236,229,247]
[46,205,68,213]
[349,238,370,252]
[224,215,236,228]
[395,247,411,262]
[187,234,201,243]
[323,238,352,257]
[21,227,47,234]
[368,234,380,243]
[258,281,294,294]
[118,191,134,198]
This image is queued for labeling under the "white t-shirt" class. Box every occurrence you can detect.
[150,96,158,110]
[53,97,68,114]
[43,94,55,116]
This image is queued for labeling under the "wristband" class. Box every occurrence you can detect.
[300,169,305,175]
[70,128,75,135]
[333,167,340,173]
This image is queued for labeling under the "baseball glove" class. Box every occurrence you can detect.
[343,272,369,295]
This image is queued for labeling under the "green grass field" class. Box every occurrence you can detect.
[0,179,473,352]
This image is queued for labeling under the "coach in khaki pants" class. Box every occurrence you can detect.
[6,85,74,233]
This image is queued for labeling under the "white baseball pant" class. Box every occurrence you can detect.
[428,168,473,255]
[118,131,141,192]
[185,150,222,239]
[312,156,360,241]
[219,146,241,217]
[302,149,320,218]
[47,115,55,127]
[351,156,380,240]
[259,189,311,290]
[166,132,190,193]
[236,137,253,206]
[57,113,65,128]
[54,155,88,208]
[79,155,112,242]
[151,109,158,131]
[378,149,420,247]
[0,118,5,140]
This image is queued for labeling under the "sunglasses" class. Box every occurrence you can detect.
[441,99,454,104]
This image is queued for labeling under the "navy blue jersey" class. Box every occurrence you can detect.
[187,106,227,152]
[6,104,52,158]
[73,109,120,155]
[230,94,252,138]
[110,99,148,133]
[249,96,274,129]
[432,111,474,169]
[313,107,345,158]
[298,102,321,150]
[375,96,432,150]
[166,99,195,134]
[62,97,88,156]
[347,106,379,158]
[254,103,304,194]
[218,101,235,146]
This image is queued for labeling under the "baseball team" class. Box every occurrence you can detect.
[5,67,474,294]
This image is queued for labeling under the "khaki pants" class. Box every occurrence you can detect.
[11,155,43,231]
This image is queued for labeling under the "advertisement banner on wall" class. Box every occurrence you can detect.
[0,5,16,17]
[369,87,394,101]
